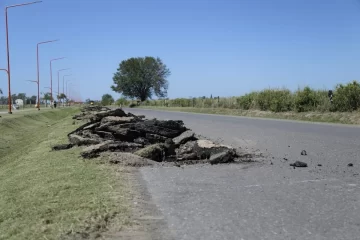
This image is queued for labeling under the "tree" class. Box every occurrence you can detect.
[0,88,2,95]
[26,95,37,105]
[43,92,51,107]
[101,94,114,106]
[17,93,26,100]
[43,92,51,101]
[57,93,67,105]
[111,56,170,101]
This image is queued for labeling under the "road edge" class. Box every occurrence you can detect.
[129,107,360,128]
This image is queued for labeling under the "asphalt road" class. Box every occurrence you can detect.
[125,108,360,240]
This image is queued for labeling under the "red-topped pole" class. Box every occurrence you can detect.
[5,1,42,114]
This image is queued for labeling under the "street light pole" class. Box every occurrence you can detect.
[63,74,72,95]
[68,84,77,104]
[57,68,70,98]
[5,1,42,114]
[50,57,65,104]
[57,68,70,107]
[37,39,59,110]
[66,79,72,98]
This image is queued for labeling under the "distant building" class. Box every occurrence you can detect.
[15,99,24,106]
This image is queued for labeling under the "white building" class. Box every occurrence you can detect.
[15,99,24,107]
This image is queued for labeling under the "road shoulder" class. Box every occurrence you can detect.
[104,167,175,240]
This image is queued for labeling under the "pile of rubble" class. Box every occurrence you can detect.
[54,107,241,166]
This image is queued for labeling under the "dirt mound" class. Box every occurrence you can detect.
[54,107,243,166]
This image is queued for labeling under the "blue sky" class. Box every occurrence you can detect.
[1,0,360,101]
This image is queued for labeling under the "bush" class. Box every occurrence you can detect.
[128,102,137,108]
[171,98,191,107]
[256,89,293,112]
[294,87,325,112]
[332,80,360,112]
[217,97,238,109]
[115,97,129,106]
[236,92,258,110]
[315,90,332,112]
[133,80,360,113]
[203,98,214,108]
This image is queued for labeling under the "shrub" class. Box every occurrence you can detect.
[256,89,293,112]
[217,97,238,109]
[115,97,129,106]
[315,90,332,112]
[171,98,191,107]
[134,80,360,113]
[294,86,324,112]
[203,98,214,108]
[332,80,360,112]
[236,92,258,110]
[128,102,137,108]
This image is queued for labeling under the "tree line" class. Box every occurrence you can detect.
[98,56,360,113]
[0,93,37,105]
[141,80,360,113]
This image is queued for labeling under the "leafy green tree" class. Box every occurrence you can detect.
[43,92,51,102]
[58,93,66,100]
[111,56,170,101]
[0,88,3,95]
[17,93,26,100]
[101,94,114,106]
[26,95,37,105]
[57,94,67,106]
[42,92,51,106]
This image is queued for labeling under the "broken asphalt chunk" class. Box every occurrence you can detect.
[290,161,308,168]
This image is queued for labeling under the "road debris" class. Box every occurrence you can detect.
[301,150,307,156]
[55,106,250,166]
[290,161,308,168]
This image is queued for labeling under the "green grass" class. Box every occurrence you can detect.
[0,108,131,240]
[137,106,360,125]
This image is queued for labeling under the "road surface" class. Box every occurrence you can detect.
[125,108,360,240]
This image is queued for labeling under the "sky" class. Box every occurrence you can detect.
[1,0,360,101]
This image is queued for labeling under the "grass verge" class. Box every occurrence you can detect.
[0,108,131,240]
[137,106,360,125]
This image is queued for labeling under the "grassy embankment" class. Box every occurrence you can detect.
[136,81,360,125]
[0,108,131,240]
